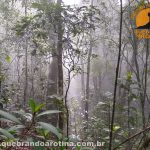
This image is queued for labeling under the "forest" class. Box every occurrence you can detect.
[0,0,150,150]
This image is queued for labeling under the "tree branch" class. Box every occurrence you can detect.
[113,125,150,150]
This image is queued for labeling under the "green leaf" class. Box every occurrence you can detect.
[5,55,11,63]
[127,71,132,81]
[8,125,25,132]
[12,110,25,117]
[37,110,61,117]
[0,118,13,124]
[77,145,81,150]
[31,3,43,10]
[81,148,93,150]
[0,128,14,139]
[113,125,121,132]
[35,103,45,113]
[39,128,49,137]
[0,110,21,124]
[37,122,62,139]
[13,110,32,120]
[29,99,36,113]
[24,113,32,121]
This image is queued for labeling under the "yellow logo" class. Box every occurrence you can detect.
[132,4,150,39]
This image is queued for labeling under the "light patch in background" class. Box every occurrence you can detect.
[63,0,126,5]
[118,0,127,5]
[63,0,80,5]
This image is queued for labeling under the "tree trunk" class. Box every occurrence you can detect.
[57,0,64,131]
[23,0,28,107]
[84,0,94,130]
[109,0,123,149]
[85,42,92,127]
[47,54,59,127]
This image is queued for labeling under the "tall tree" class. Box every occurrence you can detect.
[109,0,123,149]
[56,0,64,131]
[84,0,94,129]
[23,0,29,107]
